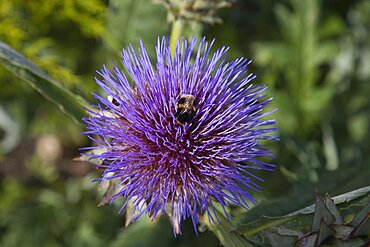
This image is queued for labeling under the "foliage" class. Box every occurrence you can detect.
[0,0,369,246]
[253,0,344,135]
[262,189,370,247]
[0,0,107,86]
[105,0,168,59]
[0,42,89,125]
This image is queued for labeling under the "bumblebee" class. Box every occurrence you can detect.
[175,94,197,125]
[107,95,120,106]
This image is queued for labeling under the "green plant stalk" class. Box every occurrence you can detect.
[169,19,184,57]
[204,211,254,247]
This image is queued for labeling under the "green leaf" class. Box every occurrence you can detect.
[105,0,168,58]
[333,225,353,240]
[329,238,367,247]
[235,186,370,237]
[204,211,254,247]
[287,186,370,217]
[349,200,370,237]
[312,193,336,232]
[0,41,90,125]
[296,233,318,247]
[263,227,304,247]
[315,221,335,246]
[235,188,313,229]
[324,193,343,224]
[238,213,316,240]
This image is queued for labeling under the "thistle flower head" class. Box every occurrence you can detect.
[83,37,277,235]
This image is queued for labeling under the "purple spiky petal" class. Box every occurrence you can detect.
[82,37,278,235]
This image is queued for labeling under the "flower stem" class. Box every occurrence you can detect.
[170,19,183,57]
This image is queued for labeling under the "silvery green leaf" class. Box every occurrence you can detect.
[0,41,90,125]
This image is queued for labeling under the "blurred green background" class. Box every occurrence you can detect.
[0,0,369,246]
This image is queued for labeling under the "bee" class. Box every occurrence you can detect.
[175,94,197,125]
[107,95,120,106]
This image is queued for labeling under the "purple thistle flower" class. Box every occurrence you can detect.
[82,37,278,235]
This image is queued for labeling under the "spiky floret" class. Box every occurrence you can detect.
[82,37,278,235]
